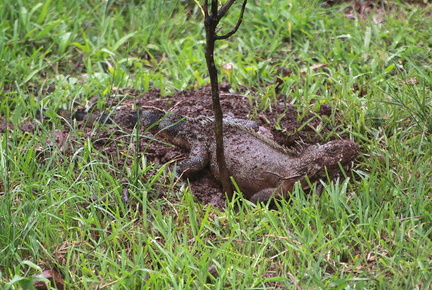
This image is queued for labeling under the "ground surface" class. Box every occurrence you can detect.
[2,0,431,288]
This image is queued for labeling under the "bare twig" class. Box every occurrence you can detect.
[203,0,208,17]
[216,0,247,40]
[218,0,236,20]
[211,0,218,18]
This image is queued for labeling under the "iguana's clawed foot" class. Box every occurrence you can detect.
[249,188,281,204]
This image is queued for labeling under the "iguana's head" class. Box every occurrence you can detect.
[302,140,359,181]
[317,140,359,165]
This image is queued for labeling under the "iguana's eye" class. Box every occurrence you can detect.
[327,147,338,153]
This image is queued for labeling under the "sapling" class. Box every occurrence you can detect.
[199,0,247,199]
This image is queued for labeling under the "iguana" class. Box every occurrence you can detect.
[61,108,359,203]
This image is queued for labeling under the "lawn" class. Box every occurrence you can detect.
[1,0,431,288]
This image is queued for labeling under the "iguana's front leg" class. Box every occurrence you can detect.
[249,173,304,204]
[177,142,210,178]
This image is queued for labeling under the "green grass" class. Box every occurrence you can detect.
[1,0,432,288]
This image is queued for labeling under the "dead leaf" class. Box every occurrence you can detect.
[221,62,237,70]
[299,63,330,74]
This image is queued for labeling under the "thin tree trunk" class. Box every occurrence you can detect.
[204,12,233,199]
[202,0,248,200]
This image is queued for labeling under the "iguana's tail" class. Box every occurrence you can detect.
[58,109,112,127]
[57,108,168,129]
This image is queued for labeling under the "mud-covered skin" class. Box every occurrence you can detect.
[137,109,359,203]
[66,109,359,203]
